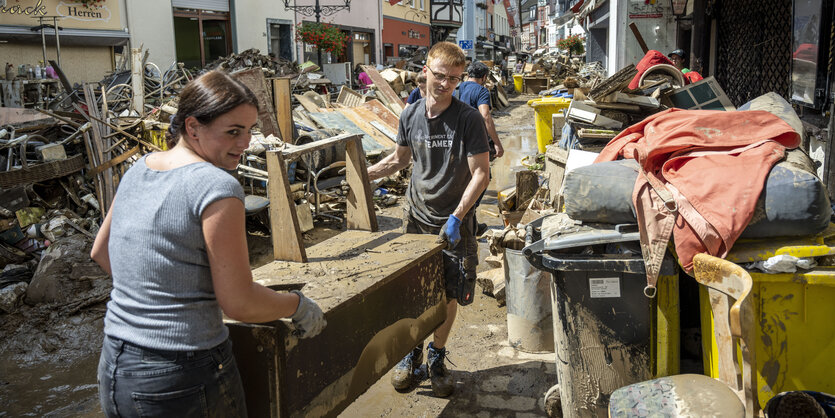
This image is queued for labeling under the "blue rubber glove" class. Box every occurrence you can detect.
[437,215,462,250]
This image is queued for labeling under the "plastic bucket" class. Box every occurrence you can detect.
[528,98,571,153]
[513,74,523,93]
[504,248,554,353]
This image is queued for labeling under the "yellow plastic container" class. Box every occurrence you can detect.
[527,97,571,153]
[701,237,835,409]
[513,74,523,93]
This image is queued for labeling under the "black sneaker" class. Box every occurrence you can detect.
[427,342,454,397]
[391,345,422,391]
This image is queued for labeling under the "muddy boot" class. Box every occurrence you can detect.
[427,342,454,397]
[391,344,422,391]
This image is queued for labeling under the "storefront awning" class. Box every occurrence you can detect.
[0,26,129,46]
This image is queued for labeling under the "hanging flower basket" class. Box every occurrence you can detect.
[295,22,351,57]
[557,34,585,55]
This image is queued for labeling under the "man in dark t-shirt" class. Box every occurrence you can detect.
[367,41,490,398]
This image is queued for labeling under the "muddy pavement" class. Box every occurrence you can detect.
[0,94,552,417]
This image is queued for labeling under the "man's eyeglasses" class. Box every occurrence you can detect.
[426,67,464,85]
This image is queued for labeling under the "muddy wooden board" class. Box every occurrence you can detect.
[360,65,405,116]
[227,231,446,418]
[358,99,399,132]
[308,111,385,155]
[231,68,280,138]
[340,107,397,149]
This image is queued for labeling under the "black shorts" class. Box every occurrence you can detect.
[402,209,478,303]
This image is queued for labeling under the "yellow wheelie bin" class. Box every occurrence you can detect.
[527,97,571,153]
[700,225,835,409]
[513,74,523,93]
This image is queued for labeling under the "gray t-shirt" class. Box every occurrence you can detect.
[104,155,245,351]
[397,97,490,227]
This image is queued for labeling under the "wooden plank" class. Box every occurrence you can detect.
[344,137,378,232]
[588,64,638,103]
[629,22,649,54]
[369,120,397,141]
[361,65,404,116]
[266,150,307,262]
[281,133,359,161]
[308,112,385,155]
[359,99,399,131]
[338,107,396,149]
[231,68,280,138]
[272,77,294,143]
[294,93,323,113]
[83,84,115,212]
[88,145,140,177]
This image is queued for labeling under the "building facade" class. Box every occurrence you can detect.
[295,0,382,66]
[381,0,431,62]
[0,0,128,83]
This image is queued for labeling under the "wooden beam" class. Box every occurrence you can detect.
[281,133,359,161]
[361,65,404,116]
[629,22,649,55]
[266,150,307,262]
[88,145,140,177]
[344,137,378,232]
[232,68,281,138]
[273,77,294,144]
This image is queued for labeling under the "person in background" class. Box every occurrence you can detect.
[455,61,505,236]
[91,70,326,417]
[668,49,689,72]
[404,73,427,107]
[356,64,373,91]
[668,49,704,83]
[367,41,490,398]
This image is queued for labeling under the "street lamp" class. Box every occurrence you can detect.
[670,0,689,17]
[284,0,352,65]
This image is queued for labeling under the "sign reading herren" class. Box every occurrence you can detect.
[0,0,124,30]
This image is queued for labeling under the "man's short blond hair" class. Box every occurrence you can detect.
[426,42,467,69]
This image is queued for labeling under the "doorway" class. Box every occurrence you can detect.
[173,8,232,68]
[268,21,293,61]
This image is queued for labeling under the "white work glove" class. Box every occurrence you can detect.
[289,290,326,338]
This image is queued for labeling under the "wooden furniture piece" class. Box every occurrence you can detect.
[227,232,446,418]
[265,133,378,262]
[608,253,756,417]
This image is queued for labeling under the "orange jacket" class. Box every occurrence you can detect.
[596,108,800,277]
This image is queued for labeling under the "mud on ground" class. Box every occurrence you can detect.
[0,94,552,417]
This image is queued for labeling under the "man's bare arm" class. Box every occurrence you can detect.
[367,145,412,181]
[478,104,504,158]
[453,152,490,219]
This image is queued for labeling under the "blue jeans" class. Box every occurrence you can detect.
[97,335,247,418]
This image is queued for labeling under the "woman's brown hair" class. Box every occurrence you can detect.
[166,70,259,148]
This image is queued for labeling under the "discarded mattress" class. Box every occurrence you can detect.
[562,151,831,238]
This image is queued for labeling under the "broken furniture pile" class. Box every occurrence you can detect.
[556,60,733,152]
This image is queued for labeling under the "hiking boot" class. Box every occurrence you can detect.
[391,345,422,391]
[476,222,489,237]
[427,342,454,397]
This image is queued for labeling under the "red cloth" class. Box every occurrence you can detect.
[595,108,800,273]
[628,50,675,89]
[683,71,703,83]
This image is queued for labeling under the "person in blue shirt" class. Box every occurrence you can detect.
[454,61,504,159]
[404,73,426,107]
[455,61,505,235]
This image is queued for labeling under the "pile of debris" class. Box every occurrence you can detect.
[205,48,299,77]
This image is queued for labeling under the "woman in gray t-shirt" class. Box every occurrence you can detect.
[90,71,326,417]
